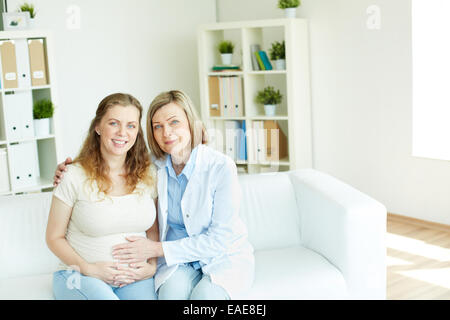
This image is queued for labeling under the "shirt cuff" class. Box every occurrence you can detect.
[161,240,177,267]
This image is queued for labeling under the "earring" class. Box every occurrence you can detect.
[96,130,100,135]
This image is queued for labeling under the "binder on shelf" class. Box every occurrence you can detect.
[238,120,247,161]
[14,39,32,88]
[254,51,265,70]
[250,44,261,71]
[233,77,244,116]
[228,77,235,117]
[253,121,266,162]
[28,39,49,86]
[225,120,240,160]
[3,91,34,141]
[208,76,221,117]
[264,120,288,161]
[222,77,230,116]
[8,141,39,190]
[258,51,273,70]
[0,41,18,89]
[0,148,10,193]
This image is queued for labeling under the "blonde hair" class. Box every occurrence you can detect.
[146,90,208,159]
[74,93,154,195]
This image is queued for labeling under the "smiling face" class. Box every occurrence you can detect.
[95,104,140,158]
[151,102,192,158]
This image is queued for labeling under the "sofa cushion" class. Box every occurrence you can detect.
[238,173,301,250]
[0,192,60,279]
[0,273,54,300]
[235,246,348,300]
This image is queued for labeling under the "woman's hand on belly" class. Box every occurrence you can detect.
[83,261,137,286]
[113,261,157,288]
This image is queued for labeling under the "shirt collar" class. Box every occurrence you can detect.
[165,145,199,180]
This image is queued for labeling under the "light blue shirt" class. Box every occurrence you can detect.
[165,146,201,269]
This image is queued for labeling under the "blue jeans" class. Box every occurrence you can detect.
[157,264,230,300]
[53,270,157,300]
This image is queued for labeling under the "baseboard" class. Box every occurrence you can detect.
[387,212,450,233]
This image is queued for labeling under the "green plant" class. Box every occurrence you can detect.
[269,40,285,60]
[278,0,301,9]
[255,86,283,105]
[19,2,36,18]
[33,99,54,119]
[218,40,234,54]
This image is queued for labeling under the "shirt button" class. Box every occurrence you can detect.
[186,213,190,218]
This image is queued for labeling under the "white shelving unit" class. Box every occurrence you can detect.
[0,30,61,196]
[197,19,312,174]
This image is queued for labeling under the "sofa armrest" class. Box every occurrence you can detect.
[288,169,386,299]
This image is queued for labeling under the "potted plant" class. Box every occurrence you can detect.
[269,40,286,70]
[19,2,36,27]
[33,99,54,136]
[278,0,301,18]
[218,40,235,65]
[255,86,283,116]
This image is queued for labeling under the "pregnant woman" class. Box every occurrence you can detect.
[46,93,159,300]
[54,90,255,299]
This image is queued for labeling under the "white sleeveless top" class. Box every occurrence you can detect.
[53,163,157,271]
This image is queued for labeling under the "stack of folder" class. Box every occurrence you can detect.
[208,76,244,117]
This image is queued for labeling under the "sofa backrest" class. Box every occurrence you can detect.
[0,171,303,279]
[238,172,301,251]
[0,192,59,279]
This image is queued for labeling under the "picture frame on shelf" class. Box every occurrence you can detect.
[2,12,30,30]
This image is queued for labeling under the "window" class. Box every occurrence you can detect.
[412,0,450,161]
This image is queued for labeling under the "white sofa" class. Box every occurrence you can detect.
[0,169,386,300]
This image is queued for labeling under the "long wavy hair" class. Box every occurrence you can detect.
[74,93,153,195]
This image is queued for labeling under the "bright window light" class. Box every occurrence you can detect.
[412,0,450,160]
[386,233,450,262]
[399,268,450,289]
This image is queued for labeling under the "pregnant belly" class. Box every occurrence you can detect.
[66,231,146,264]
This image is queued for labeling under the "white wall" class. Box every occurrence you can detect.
[218,0,450,225]
[6,0,216,158]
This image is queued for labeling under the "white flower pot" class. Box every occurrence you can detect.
[284,8,297,18]
[221,53,233,65]
[275,59,286,70]
[264,104,276,116]
[34,118,51,137]
[28,18,35,29]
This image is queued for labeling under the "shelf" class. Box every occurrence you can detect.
[208,71,243,76]
[0,140,6,145]
[8,134,55,144]
[209,116,246,121]
[10,177,54,194]
[248,157,290,166]
[250,116,288,121]
[2,85,51,93]
[247,70,286,75]
[199,19,313,173]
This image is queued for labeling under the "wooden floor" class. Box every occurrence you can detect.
[387,214,450,299]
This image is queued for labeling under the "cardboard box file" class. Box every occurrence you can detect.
[0,41,18,88]
[208,76,221,117]
[28,39,49,86]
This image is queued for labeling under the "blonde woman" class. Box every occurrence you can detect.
[47,93,158,300]
[55,90,254,300]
